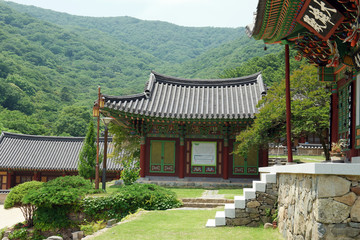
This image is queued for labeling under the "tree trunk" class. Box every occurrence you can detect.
[319,132,330,161]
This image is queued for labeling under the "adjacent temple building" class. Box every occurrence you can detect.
[99,71,268,180]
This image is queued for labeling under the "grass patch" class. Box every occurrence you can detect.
[168,188,205,199]
[92,209,282,240]
[102,185,244,200]
[269,155,325,163]
[218,189,243,200]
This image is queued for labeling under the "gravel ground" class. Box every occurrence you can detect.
[0,204,24,229]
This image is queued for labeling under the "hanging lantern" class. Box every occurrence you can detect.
[93,104,99,117]
[99,96,105,108]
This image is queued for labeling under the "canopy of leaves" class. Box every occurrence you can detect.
[24,176,93,207]
[4,181,43,226]
[234,64,331,158]
[4,181,43,209]
[78,120,97,180]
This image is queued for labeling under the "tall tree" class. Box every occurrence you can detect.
[109,124,140,185]
[229,64,331,160]
[78,120,97,180]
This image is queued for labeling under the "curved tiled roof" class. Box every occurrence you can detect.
[0,132,121,171]
[103,71,266,120]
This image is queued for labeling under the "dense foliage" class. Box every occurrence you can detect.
[24,176,93,230]
[109,124,141,185]
[234,65,331,159]
[0,2,281,136]
[83,184,182,221]
[4,181,43,226]
[219,48,306,86]
[78,120,97,180]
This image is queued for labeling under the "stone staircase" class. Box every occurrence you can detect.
[206,172,277,227]
[182,198,233,208]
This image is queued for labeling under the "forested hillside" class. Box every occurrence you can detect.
[3,1,244,64]
[0,1,284,136]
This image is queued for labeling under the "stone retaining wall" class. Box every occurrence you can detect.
[226,182,278,227]
[277,173,360,240]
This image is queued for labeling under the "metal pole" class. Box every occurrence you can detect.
[102,125,108,191]
[285,44,293,162]
[95,87,100,189]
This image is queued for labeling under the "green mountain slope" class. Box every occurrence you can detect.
[0,3,165,136]
[160,38,282,79]
[0,1,285,136]
[3,1,243,64]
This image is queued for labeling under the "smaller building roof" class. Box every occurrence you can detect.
[103,71,266,120]
[0,132,121,172]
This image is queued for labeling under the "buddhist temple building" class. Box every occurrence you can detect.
[98,71,268,180]
[247,0,360,162]
[0,132,121,189]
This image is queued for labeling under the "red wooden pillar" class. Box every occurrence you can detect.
[350,79,357,159]
[33,171,40,181]
[6,171,12,189]
[261,148,269,167]
[331,84,339,145]
[223,138,229,180]
[140,136,146,178]
[285,44,293,162]
[179,137,185,178]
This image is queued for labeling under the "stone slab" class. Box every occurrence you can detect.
[259,163,360,176]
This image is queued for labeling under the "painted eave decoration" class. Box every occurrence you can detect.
[296,0,344,41]
[247,0,360,74]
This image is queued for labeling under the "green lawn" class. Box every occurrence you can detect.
[92,209,282,240]
[169,188,206,199]
[218,189,243,200]
[104,186,243,200]
[269,154,325,163]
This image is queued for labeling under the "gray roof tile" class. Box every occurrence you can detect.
[0,132,121,172]
[103,71,266,120]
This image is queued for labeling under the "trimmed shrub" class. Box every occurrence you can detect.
[4,181,43,226]
[24,176,93,230]
[83,184,182,221]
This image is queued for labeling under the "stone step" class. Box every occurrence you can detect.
[244,188,256,199]
[181,198,234,204]
[182,202,226,208]
[215,211,226,226]
[260,173,277,183]
[206,219,216,228]
[224,204,235,218]
[253,180,266,192]
[234,195,245,209]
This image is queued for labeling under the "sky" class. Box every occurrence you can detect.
[6,0,258,28]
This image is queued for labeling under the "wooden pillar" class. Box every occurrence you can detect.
[330,84,339,145]
[33,171,40,181]
[223,138,229,180]
[260,148,269,167]
[6,171,12,189]
[350,79,357,159]
[140,136,146,178]
[179,136,185,178]
[285,44,293,162]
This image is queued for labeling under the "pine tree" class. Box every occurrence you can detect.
[78,120,97,180]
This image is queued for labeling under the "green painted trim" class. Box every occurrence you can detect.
[338,83,351,135]
[147,133,179,138]
[232,142,259,175]
[149,140,176,173]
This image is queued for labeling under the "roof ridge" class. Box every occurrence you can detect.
[151,71,261,86]
[0,131,112,142]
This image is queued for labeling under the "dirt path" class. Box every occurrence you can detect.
[0,204,24,229]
